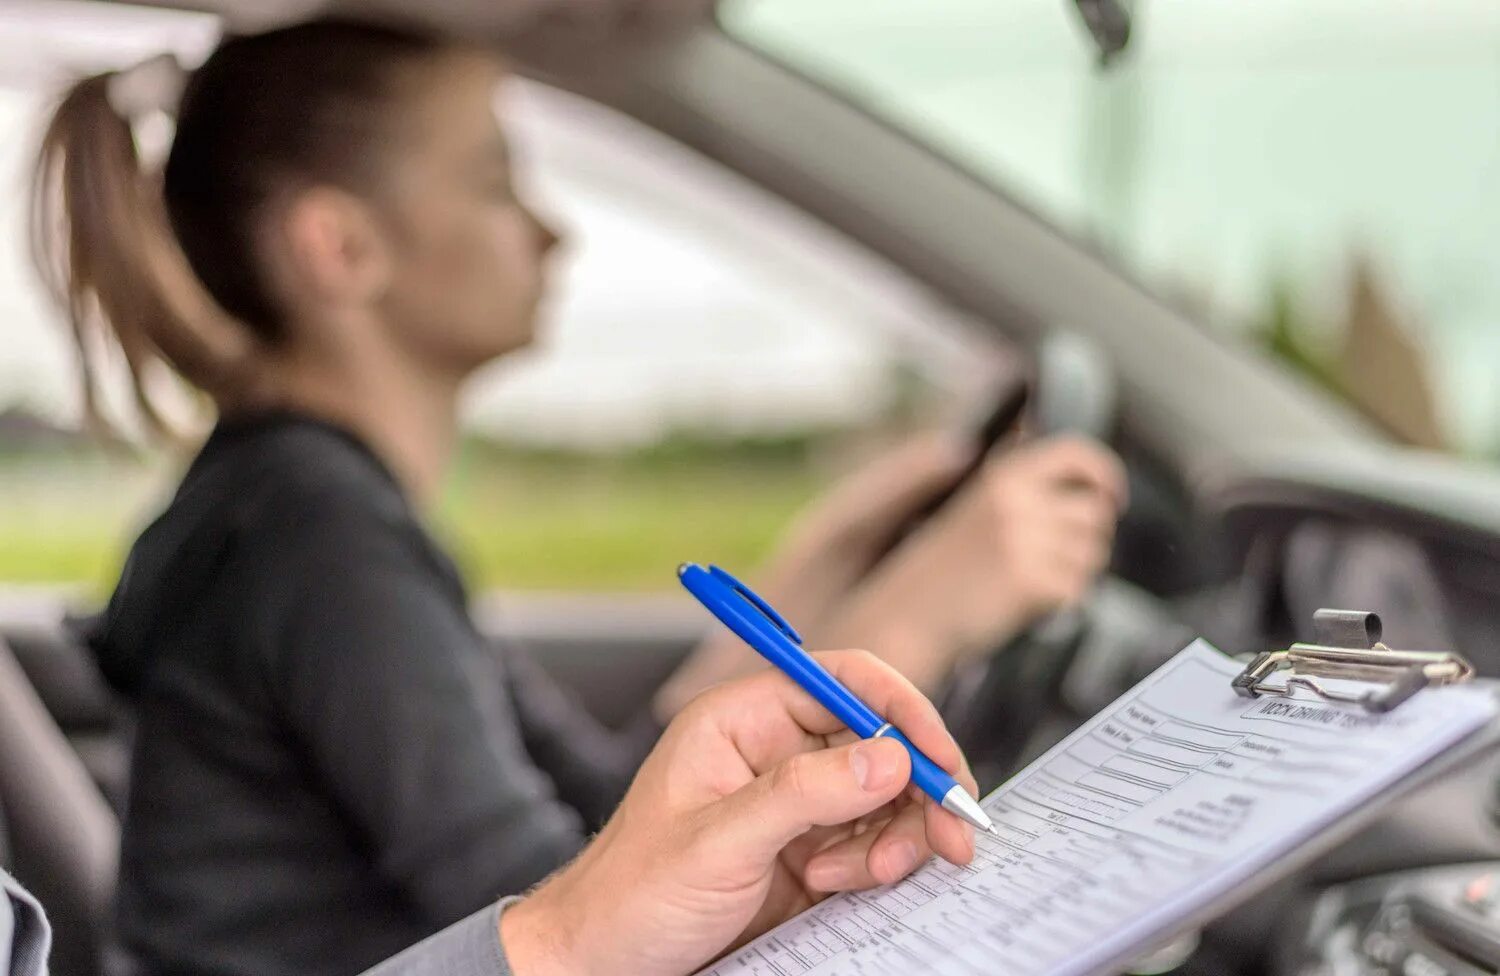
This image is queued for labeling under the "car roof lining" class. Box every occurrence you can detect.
[86,0,716,37]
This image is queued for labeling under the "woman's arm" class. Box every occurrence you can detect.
[656,434,1126,709]
[502,644,659,829]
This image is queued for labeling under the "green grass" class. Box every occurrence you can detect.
[0,439,829,594]
[0,454,161,595]
[0,528,130,587]
[437,439,825,590]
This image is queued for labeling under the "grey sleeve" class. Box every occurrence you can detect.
[0,869,51,976]
[361,899,520,976]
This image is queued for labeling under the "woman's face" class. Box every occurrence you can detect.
[373,53,559,374]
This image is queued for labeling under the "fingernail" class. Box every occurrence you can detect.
[881,840,921,880]
[852,741,902,792]
[850,742,875,791]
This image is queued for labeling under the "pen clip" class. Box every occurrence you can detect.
[708,565,803,646]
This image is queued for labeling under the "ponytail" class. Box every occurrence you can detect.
[29,61,257,443]
[32,21,457,442]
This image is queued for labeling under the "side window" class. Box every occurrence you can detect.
[0,8,1005,598]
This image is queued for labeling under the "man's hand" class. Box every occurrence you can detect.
[503,651,978,976]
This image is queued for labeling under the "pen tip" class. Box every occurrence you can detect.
[986,824,999,836]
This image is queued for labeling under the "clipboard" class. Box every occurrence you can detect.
[700,608,1500,976]
[1097,608,1500,976]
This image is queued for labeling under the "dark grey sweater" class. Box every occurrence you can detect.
[92,412,655,976]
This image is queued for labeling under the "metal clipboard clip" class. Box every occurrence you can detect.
[1232,609,1476,714]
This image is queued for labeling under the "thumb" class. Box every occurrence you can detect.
[702,738,912,866]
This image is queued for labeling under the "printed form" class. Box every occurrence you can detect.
[700,641,1498,976]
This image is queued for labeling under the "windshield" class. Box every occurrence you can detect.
[723,0,1500,456]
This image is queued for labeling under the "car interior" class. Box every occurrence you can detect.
[4,2,1500,975]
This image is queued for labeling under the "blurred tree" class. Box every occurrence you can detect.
[1250,256,1447,451]
[1334,256,1447,451]
[1258,272,1341,395]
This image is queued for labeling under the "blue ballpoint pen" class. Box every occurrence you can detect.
[678,562,997,835]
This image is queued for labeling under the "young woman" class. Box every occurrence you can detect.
[32,18,1124,976]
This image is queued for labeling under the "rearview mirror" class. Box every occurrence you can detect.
[1071,0,1133,67]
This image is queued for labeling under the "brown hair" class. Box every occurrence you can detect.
[30,19,452,440]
